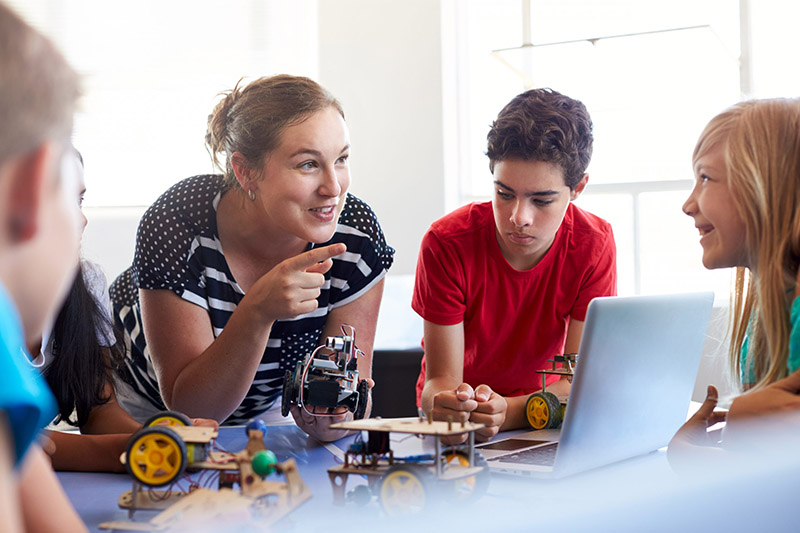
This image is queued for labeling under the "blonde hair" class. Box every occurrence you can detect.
[0,3,80,164]
[205,74,344,189]
[693,98,800,390]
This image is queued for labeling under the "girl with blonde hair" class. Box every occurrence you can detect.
[688,98,800,390]
[670,97,800,461]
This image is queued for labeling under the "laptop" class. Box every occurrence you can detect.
[478,292,714,478]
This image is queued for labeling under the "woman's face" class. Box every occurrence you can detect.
[683,143,749,270]
[252,106,350,244]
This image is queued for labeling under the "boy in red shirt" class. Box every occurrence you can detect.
[413,88,617,441]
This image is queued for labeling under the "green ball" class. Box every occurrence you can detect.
[251,450,277,477]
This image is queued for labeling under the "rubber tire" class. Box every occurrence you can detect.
[442,449,490,503]
[126,426,188,487]
[281,369,294,417]
[143,410,192,428]
[379,466,432,517]
[354,379,370,420]
[525,391,563,430]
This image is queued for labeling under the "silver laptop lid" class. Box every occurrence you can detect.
[553,292,714,477]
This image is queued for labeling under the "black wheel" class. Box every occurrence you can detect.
[347,484,373,506]
[442,449,490,503]
[354,379,370,420]
[143,410,192,428]
[281,369,294,417]
[379,466,432,516]
[126,427,187,487]
[525,391,563,430]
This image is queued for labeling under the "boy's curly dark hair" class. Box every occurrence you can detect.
[487,88,593,190]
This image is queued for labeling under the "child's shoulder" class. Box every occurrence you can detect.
[428,201,493,239]
[565,203,614,241]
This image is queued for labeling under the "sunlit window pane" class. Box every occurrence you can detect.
[7,0,318,207]
[638,191,732,297]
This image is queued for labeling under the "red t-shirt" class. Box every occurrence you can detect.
[412,201,617,405]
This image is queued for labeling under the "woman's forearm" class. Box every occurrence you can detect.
[165,298,276,420]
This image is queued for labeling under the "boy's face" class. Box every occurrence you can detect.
[492,158,586,271]
[23,146,83,343]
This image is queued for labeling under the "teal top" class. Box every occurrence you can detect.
[740,295,800,384]
[0,282,56,467]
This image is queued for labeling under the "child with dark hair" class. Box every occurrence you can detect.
[414,88,617,441]
[31,260,142,472]
[30,157,217,472]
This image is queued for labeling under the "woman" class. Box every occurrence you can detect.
[111,75,394,442]
[669,97,800,462]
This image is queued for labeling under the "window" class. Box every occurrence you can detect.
[452,0,800,298]
[7,0,318,208]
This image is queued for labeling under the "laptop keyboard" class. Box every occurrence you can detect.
[497,442,559,466]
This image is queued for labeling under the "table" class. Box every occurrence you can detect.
[58,424,800,532]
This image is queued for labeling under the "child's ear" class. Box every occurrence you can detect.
[570,173,589,201]
[5,143,53,243]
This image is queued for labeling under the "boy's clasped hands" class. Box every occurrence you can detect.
[432,383,507,442]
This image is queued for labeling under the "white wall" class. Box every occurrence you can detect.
[317,0,450,276]
[81,206,145,283]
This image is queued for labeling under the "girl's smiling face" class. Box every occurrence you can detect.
[683,143,749,270]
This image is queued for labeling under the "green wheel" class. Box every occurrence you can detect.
[525,391,563,430]
[126,427,187,487]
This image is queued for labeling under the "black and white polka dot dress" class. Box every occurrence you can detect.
[109,175,394,424]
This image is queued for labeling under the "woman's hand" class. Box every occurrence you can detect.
[247,243,346,323]
[289,404,353,443]
[289,378,373,443]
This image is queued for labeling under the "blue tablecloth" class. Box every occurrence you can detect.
[58,424,800,532]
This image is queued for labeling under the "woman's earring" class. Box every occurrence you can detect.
[248,189,256,202]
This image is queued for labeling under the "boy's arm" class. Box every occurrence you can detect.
[19,444,86,532]
[420,320,470,416]
[0,413,24,533]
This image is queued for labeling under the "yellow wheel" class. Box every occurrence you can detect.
[126,427,187,487]
[144,410,192,427]
[443,450,489,502]
[525,392,563,430]
[379,467,429,516]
